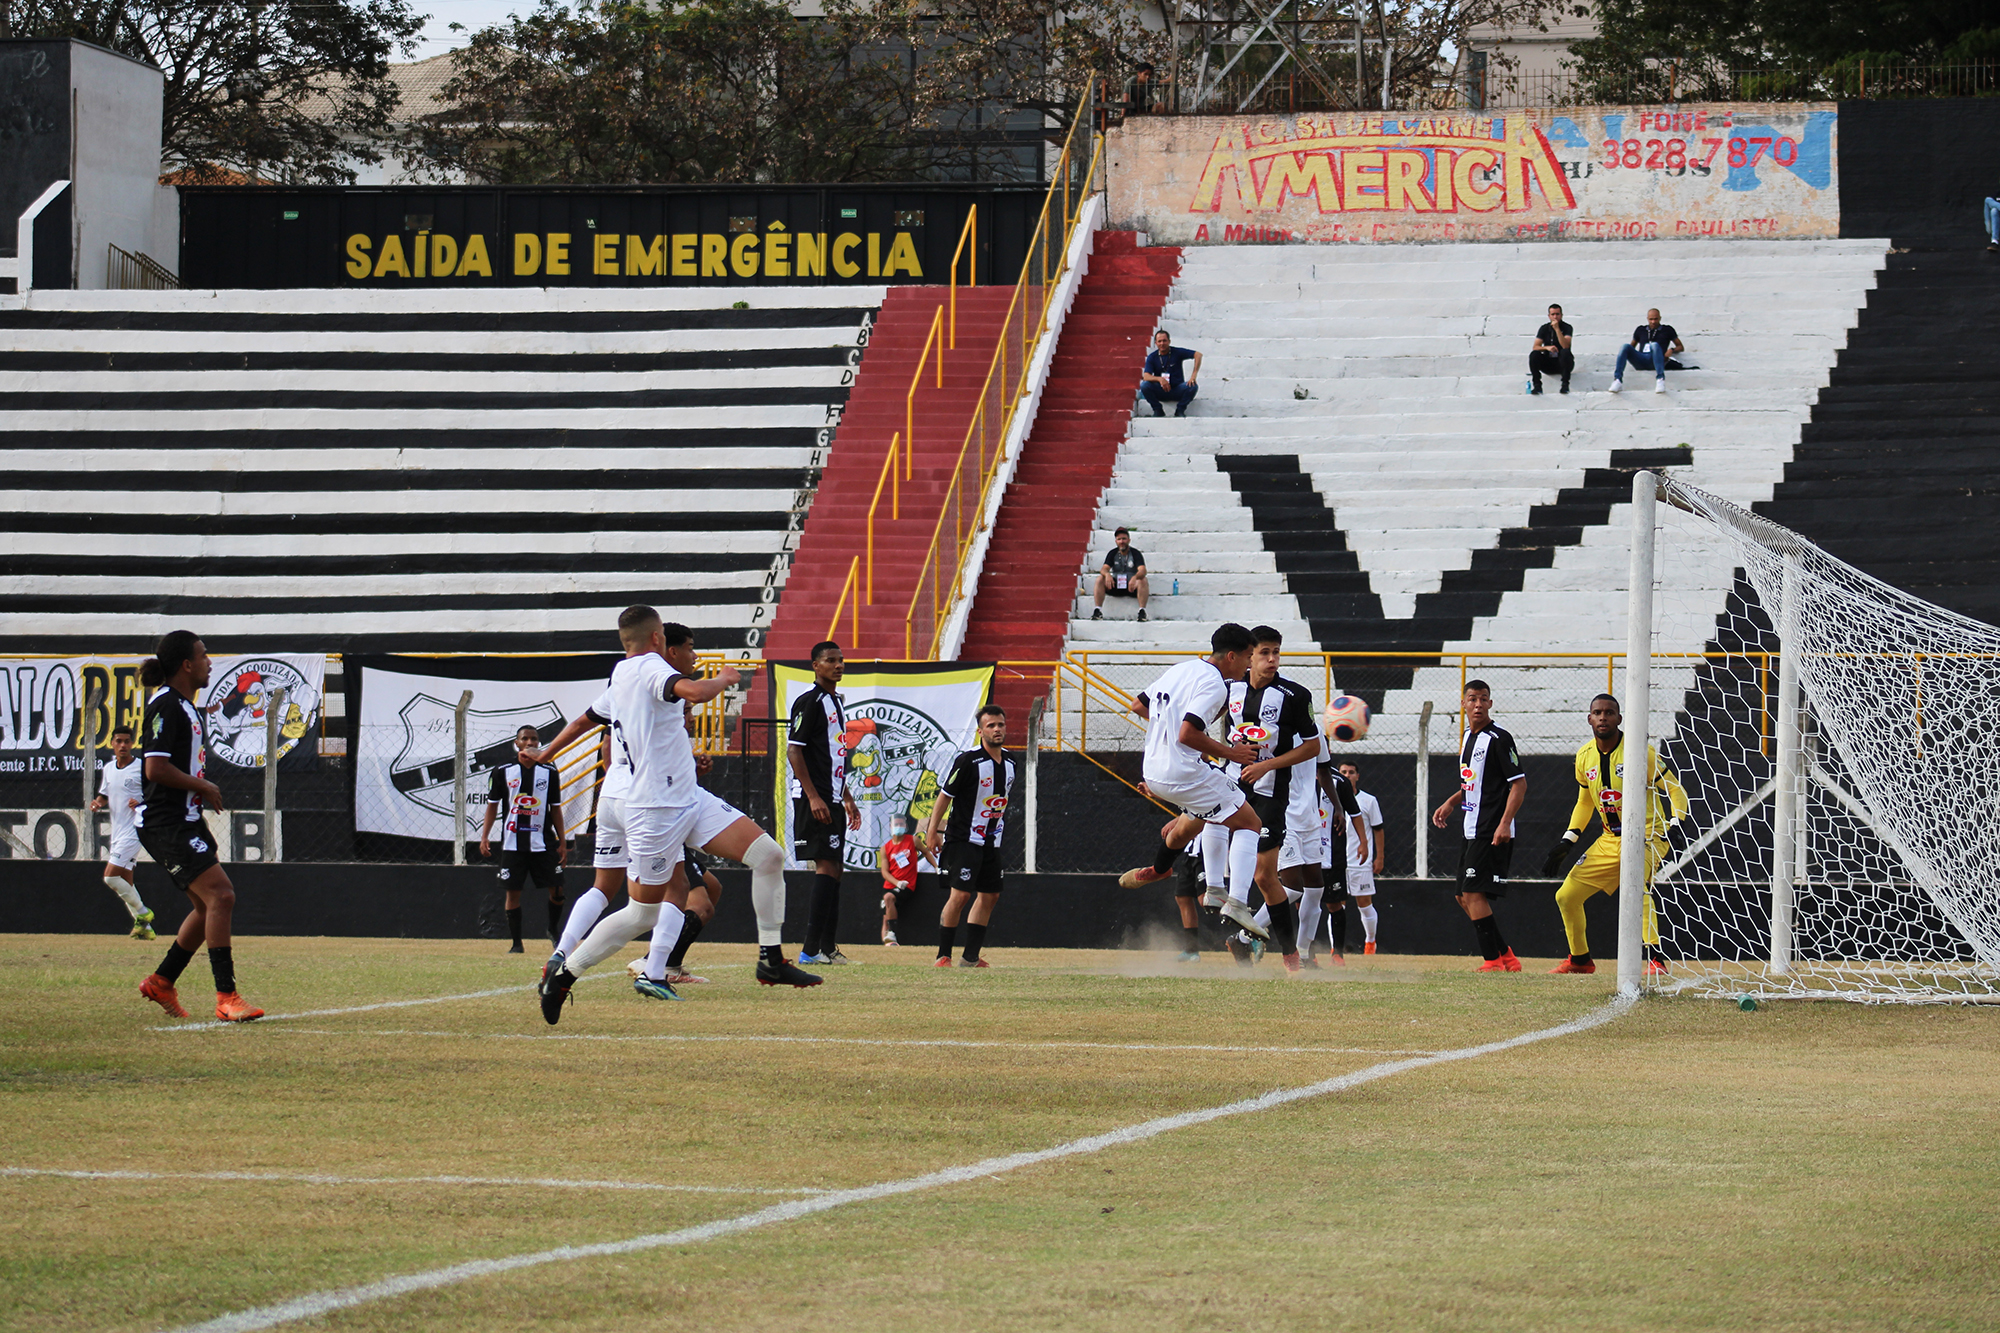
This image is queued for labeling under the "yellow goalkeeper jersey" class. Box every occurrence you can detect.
[1569,736,1689,840]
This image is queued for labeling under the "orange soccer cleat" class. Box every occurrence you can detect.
[933,956,954,968]
[1117,865,1172,890]
[1500,950,1522,972]
[1476,956,1510,972]
[1645,958,1670,977]
[1549,958,1597,975]
[139,973,188,1018]
[1362,941,1377,955]
[1281,951,1302,974]
[214,992,264,1022]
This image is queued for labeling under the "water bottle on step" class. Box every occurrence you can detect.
[1172,578,1179,596]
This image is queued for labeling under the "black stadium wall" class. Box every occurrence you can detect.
[179,184,1047,289]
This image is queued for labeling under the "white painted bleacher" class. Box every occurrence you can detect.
[0,286,884,653]
[1059,238,1889,750]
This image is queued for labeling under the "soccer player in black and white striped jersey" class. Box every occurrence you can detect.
[481,725,567,955]
[920,705,1013,968]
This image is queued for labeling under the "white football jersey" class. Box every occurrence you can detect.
[1348,789,1384,867]
[1140,658,1232,788]
[585,682,632,803]
[98,758,145,840]
[607,653,697,808]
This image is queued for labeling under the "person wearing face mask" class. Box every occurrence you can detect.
[878,814,922,946]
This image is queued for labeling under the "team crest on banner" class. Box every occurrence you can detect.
[201,657,320,770]
[771,661,996,873]
[389,694,566,818]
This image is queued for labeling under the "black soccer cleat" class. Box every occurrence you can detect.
[756,954,824,988]
[540,966,577,1024]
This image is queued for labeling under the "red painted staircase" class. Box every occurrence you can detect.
[761,285,1018,670]
[958,233,1182,740]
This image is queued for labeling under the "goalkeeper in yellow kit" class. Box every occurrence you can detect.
[1540,694,1689,975]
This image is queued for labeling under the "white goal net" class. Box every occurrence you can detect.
[1641,475,2000,1002]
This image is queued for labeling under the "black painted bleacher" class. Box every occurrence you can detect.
[0,292,879,654]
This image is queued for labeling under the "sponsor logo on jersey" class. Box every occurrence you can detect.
[981,794,1008,815]
[1235,724,1270,745]
[1460,764,1477,790]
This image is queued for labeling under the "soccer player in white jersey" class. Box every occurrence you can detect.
[548,608,812,1020]
[1339,761,1385,955]
[1118,623,1307,970]
[89,724,156,939]
[535,609,813,1021]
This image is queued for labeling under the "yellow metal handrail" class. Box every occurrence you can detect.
[904,305,944,470]
[865,431,901,602]
[826,555,862,644]
[948,206,976,349]
[902,80,1105,661]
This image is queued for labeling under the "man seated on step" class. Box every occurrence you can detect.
[1091,526,1150,623]
[1140,329,1201,417]
[1528,303,1574,395]
[1609,309,1684,395]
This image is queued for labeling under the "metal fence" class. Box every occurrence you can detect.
[1470,61,2000,110]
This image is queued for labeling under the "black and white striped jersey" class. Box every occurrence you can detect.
[941,746,1014,848]
[487,760,565,854]
[787,684,848,803]
[1224,675,1318,803]
[139,685,206,828]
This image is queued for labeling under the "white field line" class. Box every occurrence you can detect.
[166,994,1634,1333]
[0,1167,823,1197]
[263,1028,1453,1058]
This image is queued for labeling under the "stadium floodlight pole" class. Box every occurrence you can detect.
[262,686,285,864]
[1769,555,1803,976]
[1414,700,1432,879]
[452,689,473,867]
[1617,471,1657,996]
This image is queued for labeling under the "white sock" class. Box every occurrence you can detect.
[742,833,786,947]
[567,899,661,975]
[641,903,689,981]
[1227,828,1258,905]
[1200,824,1229,890]
[1359,901,1379,942]
[1252,902,1270,929]
[1297,886,1325,953]
[556,886,610,955]
[104,875,145,918]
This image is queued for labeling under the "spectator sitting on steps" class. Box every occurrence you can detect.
[1529,302,1574,395]
[1609,309,1683,395]
[1985,193,1999,251]
[1141,330,1200,417]
[1091,526,1149,623]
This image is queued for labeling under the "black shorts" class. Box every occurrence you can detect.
[941,842,1003,894]
[1104,584,1137,598]
[885,883,919,913]
[497,848,564,891]
[1457,838,1512,898]
[792,798,845,864]
[1247,790,1285,854]
[685,847,708,887]
[139,818,220,892]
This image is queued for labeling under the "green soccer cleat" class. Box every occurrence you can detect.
[632,974,682,1001]
[130,911,156,941]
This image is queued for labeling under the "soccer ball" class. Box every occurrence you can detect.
[1323,695,1370,743]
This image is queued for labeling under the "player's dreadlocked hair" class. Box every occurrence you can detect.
[140,630,200,689]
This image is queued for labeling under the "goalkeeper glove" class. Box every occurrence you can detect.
[1541,830,1581,878]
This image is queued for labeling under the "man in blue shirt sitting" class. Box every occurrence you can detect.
[1141,329,1202,417]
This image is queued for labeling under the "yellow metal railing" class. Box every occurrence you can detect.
[826,556,862,645]
[865,430,901,602]
[904,305,944,467]
[948,206,976,349]
[902,81,1106,660]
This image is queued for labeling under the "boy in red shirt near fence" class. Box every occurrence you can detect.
[879,815,921,946]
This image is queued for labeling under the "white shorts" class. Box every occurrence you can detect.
[1279,825,1323,872]
[1147,768,1246,824]
[1346,865,1377,897]
[592,796,627,871]
[688,786,748,851]
[105,832,140,872]
[624,803,700,886]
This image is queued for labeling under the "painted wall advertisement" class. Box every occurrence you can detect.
[0,654,324,781]
[769,660,996,875]
[1106,103,1837,244]
[350,656,616,844]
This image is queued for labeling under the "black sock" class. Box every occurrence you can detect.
[1184,924,1200,950]
[1325,903,1348,954]
[1266,898,1297,955]
[668,913,705,968]
[759,943,784,965]
[506,906,523,946]
[1152,838,1179,876]
[547,894,565,941]
[937,924,956,961]
[818,874,841,950]
[1572,953,1593,966]
[805,873,840,954]
[156,941,195,984]
[209,945,235,994]
[1471,914,1503,961]
[962,922,987,962]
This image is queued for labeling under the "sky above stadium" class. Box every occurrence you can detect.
[414,0,530,58]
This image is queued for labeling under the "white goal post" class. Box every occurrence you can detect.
[1624,471,2000,1003]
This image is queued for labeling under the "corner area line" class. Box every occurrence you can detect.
[165,994,1635,1333]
